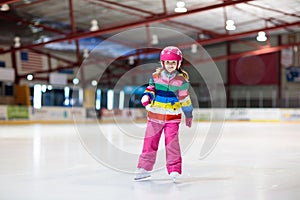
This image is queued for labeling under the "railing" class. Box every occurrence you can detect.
[229,89,300,108]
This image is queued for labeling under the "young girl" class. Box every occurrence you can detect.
[134,46,193,181]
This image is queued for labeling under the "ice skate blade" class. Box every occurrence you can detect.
[133,175,151,182]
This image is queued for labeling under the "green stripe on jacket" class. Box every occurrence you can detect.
[154,82,189,92]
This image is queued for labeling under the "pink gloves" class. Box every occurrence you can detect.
[186,118,192,128]
[141,95,151,107]
[141,85,155,109]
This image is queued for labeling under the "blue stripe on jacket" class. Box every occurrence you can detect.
[155,95,178,104]
[155,90,177,97]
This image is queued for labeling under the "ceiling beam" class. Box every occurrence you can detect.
[246,2,300,19]
[96,0,155,16]
[179,21,300,47]
[20,40,300,78]
[14,0,48,8]
[0,13,67,35]
[91,41,300,84]
[0,0,21,5]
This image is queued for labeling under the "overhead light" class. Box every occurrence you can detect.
[91,80,97,86]
[27,74,33,81]
[256,31,267,42]
[0,4,10,11]
[293,46,298,51]
[72,78,80,85]
[191,44,197,54]
[225,20,236,31]
[90,19,99,31]
[14,36,21,48]
[151,34,159,45]
[128,56,135,65]
[83,49,89,58]
[199,33,208,40]
[174,1,187,13]
[36,35,50,43]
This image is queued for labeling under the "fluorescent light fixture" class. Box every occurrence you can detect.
[95,89,101,110]
[256,31,267,42]
[119,90,124,110]
[174,1,187,13]
[64,87,70,98]
[78,88,83,105]
[107,89,114,110]
[90,19,99,31]
[33,84,42,109]
[225,20,236,31]
[64,87,70,106]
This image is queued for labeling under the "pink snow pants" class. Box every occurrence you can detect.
[137,121,182,174]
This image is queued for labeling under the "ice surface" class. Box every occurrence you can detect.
[0,122,300,200]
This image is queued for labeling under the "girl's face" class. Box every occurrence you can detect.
[164,60,178,73]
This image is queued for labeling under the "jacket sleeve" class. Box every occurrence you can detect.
[178,80,193,118]
[143,77,155,101]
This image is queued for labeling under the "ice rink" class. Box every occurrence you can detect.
[1,121,300,200]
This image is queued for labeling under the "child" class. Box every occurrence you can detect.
[134,46,193,182]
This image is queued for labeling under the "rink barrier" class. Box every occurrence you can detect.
[0,106,300,124]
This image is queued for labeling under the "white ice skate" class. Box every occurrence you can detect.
[134,168,151,181]
[169,172,179,182]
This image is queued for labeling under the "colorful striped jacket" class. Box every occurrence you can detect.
[143,70,193,123]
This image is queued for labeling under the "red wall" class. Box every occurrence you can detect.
[229,52,278,85]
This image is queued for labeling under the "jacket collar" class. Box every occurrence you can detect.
[161,69,178,80]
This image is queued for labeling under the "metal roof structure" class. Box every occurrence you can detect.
[0,0,300,85]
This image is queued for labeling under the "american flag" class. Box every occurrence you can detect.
[20,51,43,72]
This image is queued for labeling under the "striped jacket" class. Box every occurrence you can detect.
[143,70,193,123]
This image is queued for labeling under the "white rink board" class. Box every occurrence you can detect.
[194,108,282,121]
[0,107,299,122]
[29,107,86,121]
[0,105,7,120]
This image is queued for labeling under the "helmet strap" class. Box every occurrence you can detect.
[177,61,181,69]
[161,61,165,69]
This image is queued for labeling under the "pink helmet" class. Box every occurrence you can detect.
[160,46,183,62]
